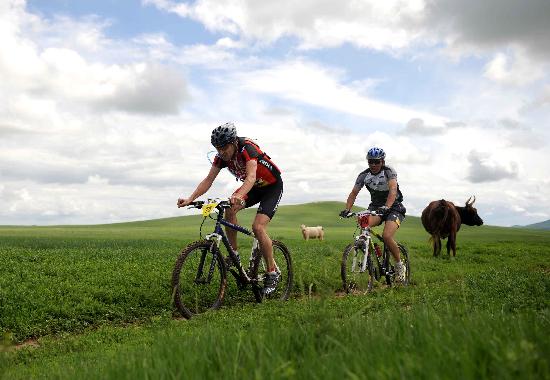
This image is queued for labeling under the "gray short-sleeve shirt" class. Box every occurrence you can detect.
[354,166,403,208]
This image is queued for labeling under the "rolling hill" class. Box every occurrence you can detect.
[522,219,550,230]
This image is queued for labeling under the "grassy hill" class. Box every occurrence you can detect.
[522,219,550,230]
[1,201,549,379]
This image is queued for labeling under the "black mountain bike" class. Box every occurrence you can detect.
[172,199,293,318]
[341,210,410,293]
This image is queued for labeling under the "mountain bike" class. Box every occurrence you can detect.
[172,199,293,318]
[340,210,410,293]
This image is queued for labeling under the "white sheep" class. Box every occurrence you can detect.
[300,224,324,240]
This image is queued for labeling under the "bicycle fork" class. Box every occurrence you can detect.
[352,235,371,273]
[194,233,223,284]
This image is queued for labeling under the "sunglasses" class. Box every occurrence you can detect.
[368,159,381,164]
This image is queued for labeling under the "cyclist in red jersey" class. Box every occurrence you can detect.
[177,122,283,295]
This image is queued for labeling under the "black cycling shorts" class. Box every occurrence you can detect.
[245,179,283,219]
[368,202,406,227]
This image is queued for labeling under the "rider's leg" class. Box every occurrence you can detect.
[367,215,382,228]
[225,204,245,251]
[252,213,275,271]
[382,221,401,261]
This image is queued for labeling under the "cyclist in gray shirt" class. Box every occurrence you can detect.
[339,147,407,283]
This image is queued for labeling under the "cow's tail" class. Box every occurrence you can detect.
[429,200,449,255]
[432,200,449,235]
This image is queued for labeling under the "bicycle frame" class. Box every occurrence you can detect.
[341,210,410,293]
[352,228,379,272]
[173,199,294,318]
[202,203,261,283]
[348,211,392,284]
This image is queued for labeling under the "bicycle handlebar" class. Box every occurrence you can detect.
[187,199,231,210]
[341,210,383,218]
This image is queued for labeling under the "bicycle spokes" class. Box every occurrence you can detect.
[194,248,219,284]
[251,241,293,302]
[342,244,371,293]
[172,241,226,318]
[350,248,360,272]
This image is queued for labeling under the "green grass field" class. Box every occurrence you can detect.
[1,201,549,379]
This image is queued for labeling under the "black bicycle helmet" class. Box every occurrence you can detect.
[211,122,237,147]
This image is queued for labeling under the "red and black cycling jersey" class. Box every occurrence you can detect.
[213,137,281,187]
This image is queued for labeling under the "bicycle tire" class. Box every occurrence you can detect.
[399,243,411,285]
[383,242,410,286]
[341,242,374,293]
[366,254,376,292]
[251,240,293,302]
[172,240,227,318]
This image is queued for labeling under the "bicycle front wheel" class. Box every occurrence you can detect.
[341,243,375,293]
[251,240,293,302]
[172,240,227,319]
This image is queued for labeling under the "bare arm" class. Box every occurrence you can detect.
[385,178,398,208]
[177,165,221,207]
[345,186,361,211]
[231,160,257,203]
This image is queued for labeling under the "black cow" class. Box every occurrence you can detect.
[421,196,483,256]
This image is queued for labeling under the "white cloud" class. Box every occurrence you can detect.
[144,0,425,50]
[423,0,550,61]
[0,2,189,116]
[147,0,550,89]
[484,50,546,86]
[466,150,519,183]
[402,118,446,136]
[94,63,189,114]
[235,60,447,126]
[522,85,550,112]
[0,1,549,227]
[176,42,238,67]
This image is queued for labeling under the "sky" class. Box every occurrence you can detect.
[0,0,549,227]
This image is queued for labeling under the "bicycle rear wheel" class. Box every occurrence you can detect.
[399,243,411,285]
[341,243,375,293]
[172,240,227,318]
[384,242,410,286]
[251,240,293,302]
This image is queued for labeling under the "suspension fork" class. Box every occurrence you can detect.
[352,234,370,273]
[196,234,222,284]
[360,236,371,272]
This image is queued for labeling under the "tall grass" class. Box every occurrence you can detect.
[3,299,549,379]
[1,201,549,379]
